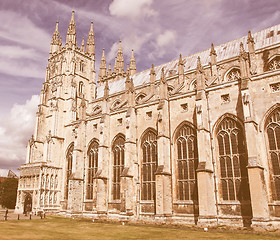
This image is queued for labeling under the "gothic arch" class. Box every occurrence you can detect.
[214,115,251,202]
[263,104,280,200]
[223,66,241,82]
[266,54,280,71]
[135,92,147,104]
[213,113,244,135]
[172,121,197,143]
[260,103,280,130]
[189,79,197,91]
[87,138,99,153]
[140,128,157,145]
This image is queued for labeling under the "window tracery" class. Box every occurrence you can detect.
[226,68,241,82]
[176,124,198,201]
[112,135,125,200]
[87,141,99,200]
[217,117,250,201]
[266,107,280,200]
[141,130,157,201]
[267,56,280,71]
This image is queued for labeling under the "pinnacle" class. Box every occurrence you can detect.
[55,21,59,32]
[90,21,94,32]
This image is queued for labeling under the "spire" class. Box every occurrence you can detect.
[126,63,130,76]
[210,43,217,65]
[104,79,110,100]
[81,37,85,52]
[178,54,184,80]
[130,49,137,75]
[160,67,166,84]
[239,42,248,60]
[98,48,107,81]
[150,64,156,88]
[116,40,124,74]
[125,74,134,93]
[86,21,95,56]
[196,56,206,93]
[66,11,76,49]
[107,63,112,76]
[50,21,60,54]
[196,56,203,73]
[247,30,255,53]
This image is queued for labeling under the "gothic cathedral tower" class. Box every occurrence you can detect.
[15,12,96,213]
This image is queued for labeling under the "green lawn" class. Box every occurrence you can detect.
[0,216,279,240]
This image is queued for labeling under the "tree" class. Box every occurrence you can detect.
[0,178,18,209]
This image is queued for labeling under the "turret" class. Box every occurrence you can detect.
[130,50,137,75]
[86,21,95,57]
[50,21,60,54]
[98,48,107,82]
[66,11,76,49]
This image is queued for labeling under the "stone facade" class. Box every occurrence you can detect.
[15,12,280,228]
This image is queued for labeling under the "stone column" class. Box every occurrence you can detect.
[239,44,270,226]
[195,57,217,226]
[155,69,172,217]
[120,107,137,215]
[95,91,110,214]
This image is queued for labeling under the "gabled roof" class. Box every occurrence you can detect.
[97,24,280,99]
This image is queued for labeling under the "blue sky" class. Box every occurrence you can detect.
[0,0,280,176]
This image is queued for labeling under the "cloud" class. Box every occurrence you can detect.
[0,95,40,175]
[156,30,176,47]
[109,0,157,19]
[0,10,50,51]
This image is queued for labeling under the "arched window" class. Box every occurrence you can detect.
[267,56,280,71]
[217,117,250,201]
[112,135,125,200]
[225,68,241,82]
[65,144,73,200]
[176,124,198,201]
[87,140,99,200]
[79,81,84,95]
[265,107,280,200]
[141,130,157,201]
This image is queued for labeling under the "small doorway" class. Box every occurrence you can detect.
[24,193,32,214]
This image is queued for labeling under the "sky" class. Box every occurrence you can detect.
[0,0,280,176]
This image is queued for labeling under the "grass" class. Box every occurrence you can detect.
[0,216,280,240]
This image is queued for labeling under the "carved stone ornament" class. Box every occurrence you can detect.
[196,105,202,114]
[46,130,54,143]
[242,93,250,105]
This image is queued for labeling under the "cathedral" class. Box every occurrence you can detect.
[15,11,280,228]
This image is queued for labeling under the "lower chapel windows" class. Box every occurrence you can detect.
[141,130,158,201]
[176,124,198,201]
[112,135,125,200]
[87,140,99,200]
[217,117,250,201]
[266,107,280,200]
[63,109,280,204]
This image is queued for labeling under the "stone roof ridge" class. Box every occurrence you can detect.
[96,23,280,99]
